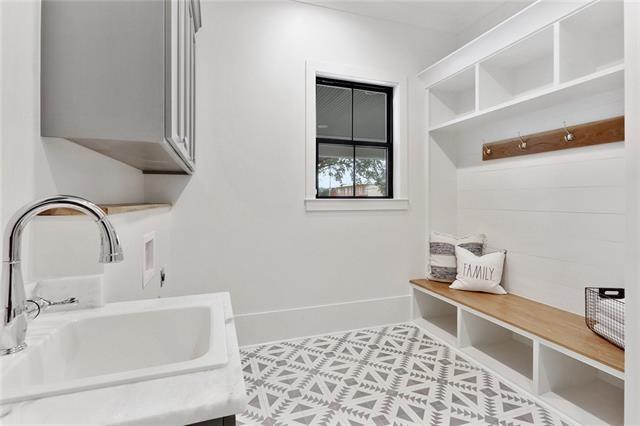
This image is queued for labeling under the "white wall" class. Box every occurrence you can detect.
[144,1,455,345]
[1,1,152,298]
[29,209,171,302]
[624,2,640,423]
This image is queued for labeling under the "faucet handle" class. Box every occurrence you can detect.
[25,296,79,319]
[24,299,42,320]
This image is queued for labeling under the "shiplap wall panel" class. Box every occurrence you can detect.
[500,253,623,314]
[459,186,624,214]
[458,152,625,190]
[459,210,624,269]
[458,209,624,245]
[456,143,625,315]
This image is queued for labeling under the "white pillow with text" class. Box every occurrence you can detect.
[450,246,506,295]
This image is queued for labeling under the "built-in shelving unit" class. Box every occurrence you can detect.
[412,289,457,346]
[425,1,624,137]
[429,67,476,128]
[429,64,623,135]
[419,0,627,423]
[479,27,554,110]
[459,310,534,392]
[538,343,624,425]
[410,280,625,426]
[558,1,624,83]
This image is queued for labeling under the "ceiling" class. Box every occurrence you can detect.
[296,1,534,47]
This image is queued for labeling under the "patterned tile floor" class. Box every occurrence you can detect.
[238,323,570,426]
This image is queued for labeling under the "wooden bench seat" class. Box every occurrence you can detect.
[410,279,624,373]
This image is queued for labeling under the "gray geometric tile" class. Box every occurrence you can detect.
[237,323,568,426]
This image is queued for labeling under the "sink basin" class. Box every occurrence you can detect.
[0,294,229,404]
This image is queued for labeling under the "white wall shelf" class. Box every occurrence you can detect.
[418,1,587,87]
[429,67,476,128]
[559,1,624,84]
[459,309,534,392]
[537,343,624,426]
[426,0,625,136]
[412,289,458,346]
[429,62,623,136]
[411,285,625,425]
[479,27,554,110]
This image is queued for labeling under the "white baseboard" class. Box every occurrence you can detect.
[234,294,412,347]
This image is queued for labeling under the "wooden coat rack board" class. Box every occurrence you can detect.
[482,116,625,161]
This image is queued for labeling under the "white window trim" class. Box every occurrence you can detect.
[305,60,410,212]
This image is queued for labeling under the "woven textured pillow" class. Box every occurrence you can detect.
[427,232,485,283]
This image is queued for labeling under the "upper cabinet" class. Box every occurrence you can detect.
[41,0,202,174]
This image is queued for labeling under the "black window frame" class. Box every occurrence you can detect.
[315,77,394,199]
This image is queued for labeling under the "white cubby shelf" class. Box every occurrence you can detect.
[428,67,476,128]
[412,287,458,346]
[429,64,623,135]
[459,309,534,393]
[559,1,624,83]
[426,0,624,135]
[537,343,624,426]
[479,27,554,110]
[411,282,625,426]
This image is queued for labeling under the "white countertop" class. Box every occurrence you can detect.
[0,293,248,425]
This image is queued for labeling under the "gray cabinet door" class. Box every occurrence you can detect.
[165,0,183,156]
[190,10,197,162]
[183,0,192,160]
[165,0,196,164]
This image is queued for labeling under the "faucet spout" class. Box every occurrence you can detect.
[1,195,123,355]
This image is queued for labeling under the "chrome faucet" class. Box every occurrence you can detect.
[1,195,123,355]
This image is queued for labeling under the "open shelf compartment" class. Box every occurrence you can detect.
[537,343,624,426]
[559,1,624,83]
[459,309,533,391]
[429,62,623,136]
[412,286,458,345]
[479,27,554,110]
[429,66,476,127]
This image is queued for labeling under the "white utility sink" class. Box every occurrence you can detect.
[0,294,229,404]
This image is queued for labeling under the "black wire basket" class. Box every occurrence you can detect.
[585,287,625,350]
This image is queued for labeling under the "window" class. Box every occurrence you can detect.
[315,77,393,199]
[304,61,408,211]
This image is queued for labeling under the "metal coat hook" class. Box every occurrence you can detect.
[563,121,575,142]
[482,139,492,156]
[517,132,527,150]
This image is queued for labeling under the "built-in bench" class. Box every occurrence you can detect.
[410,278,625,425]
